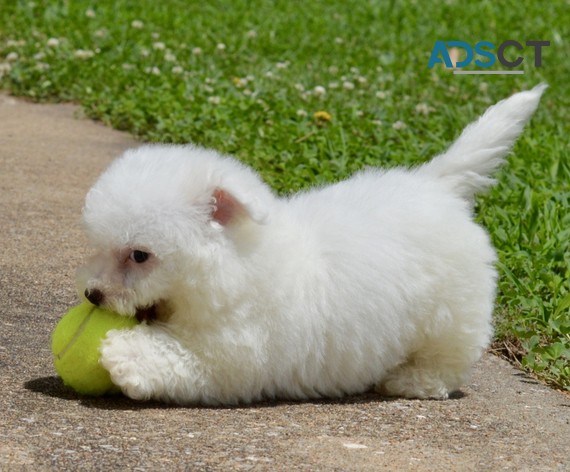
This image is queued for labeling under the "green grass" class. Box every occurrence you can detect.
[1,0,569,390]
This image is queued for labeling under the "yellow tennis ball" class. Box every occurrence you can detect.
[51,302,138,396]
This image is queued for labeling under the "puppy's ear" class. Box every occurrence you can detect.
[211,188,267,226]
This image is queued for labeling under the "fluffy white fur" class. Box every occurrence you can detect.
[78,84,546,405]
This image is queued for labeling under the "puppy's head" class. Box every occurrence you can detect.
[77,144,274,321]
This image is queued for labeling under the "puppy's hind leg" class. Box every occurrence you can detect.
[375,333,487,400]
[100,324,202,404]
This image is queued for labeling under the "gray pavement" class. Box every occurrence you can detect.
[1,94,569,471]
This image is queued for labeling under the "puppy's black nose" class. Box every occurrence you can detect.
[85,288,104,306]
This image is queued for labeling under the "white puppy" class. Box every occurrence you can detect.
[78,85,546,405]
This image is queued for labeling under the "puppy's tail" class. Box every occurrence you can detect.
[418,83,547,200]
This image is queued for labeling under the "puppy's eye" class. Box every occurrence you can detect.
[130,250,150,263]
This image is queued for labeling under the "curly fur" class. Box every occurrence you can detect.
[77,85,546,405]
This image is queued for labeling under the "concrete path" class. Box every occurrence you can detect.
[1,94,569,471]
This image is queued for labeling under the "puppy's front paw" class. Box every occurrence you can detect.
[99,328,154,401]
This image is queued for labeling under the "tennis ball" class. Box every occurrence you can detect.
[51,302,138,396]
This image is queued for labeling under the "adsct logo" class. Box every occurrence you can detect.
[428,40,550,74]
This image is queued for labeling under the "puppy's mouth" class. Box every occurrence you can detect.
[135,305,158,323]
[135,300,172,323]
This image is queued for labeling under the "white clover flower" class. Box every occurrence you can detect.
[335,37,343,44]
[392,120,407,130]
[144,66,160,75]
[276,61,289,69]
[350,66,360,74]
[314,85,326,97]
[6,39,24,47]
[153,42,166,50]
[246,74,255,82]
[151,32,160,40]
[328,82,339,89]
[0,63,12,77]
[172,66,183,74]
[357,76,367,84]
[216,43,226,51]
[375,91,387,99]
[296,109,308,117]
[479,82,489,93]
[265,71,275,79]
[328,66,339,74]
[74,49,94,59]
[243,89,252,96]
[131,20,144,29]
[6,52,19,62]
[208,96,221,105]
[415,103,432,116]
[204,85,214,93]
[192,47,202,56]
[164,52,176,62]
[140,48,150,57]
[372,119,383,126]
[246,30,257,38]
[122,63,135,70]
[343,81,355,90]
[94,28,108,38]
[47,38,60,48]
[313,85,327,98]
[85,8,96,18]
[35,62,49,71]
[355,110,364,118]
[33,51,46,60]
[294,83,304,92]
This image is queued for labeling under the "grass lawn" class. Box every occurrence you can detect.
[1,0,569,390]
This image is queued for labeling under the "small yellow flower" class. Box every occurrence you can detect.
[232,77,247,88]
[314,111,332,122]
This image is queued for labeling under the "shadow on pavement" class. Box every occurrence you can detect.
[24,376,170,410]
[25,375,465,411]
